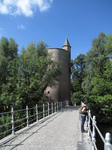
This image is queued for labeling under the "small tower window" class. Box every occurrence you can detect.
[47,91,50,94]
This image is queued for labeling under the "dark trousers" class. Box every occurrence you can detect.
[81,115,86,132]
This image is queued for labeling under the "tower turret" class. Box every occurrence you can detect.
[44,38,71,104]
[62,38,71,54]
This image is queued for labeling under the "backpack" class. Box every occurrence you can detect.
[78,106,83,114]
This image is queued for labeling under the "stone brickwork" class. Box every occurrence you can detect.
[44,39,71,103]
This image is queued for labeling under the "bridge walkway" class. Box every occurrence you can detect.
[0,106,91,150]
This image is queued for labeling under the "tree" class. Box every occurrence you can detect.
[0,37,18,84]
[0,37,9,87]
[82,32,112,123]
[0,41,61,109]
[71,54,85,104]
[0,37,18,111]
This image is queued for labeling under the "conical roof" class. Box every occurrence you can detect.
[63,38,71,47]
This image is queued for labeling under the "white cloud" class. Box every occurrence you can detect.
[0,0,53,17]
[17,24,25,29]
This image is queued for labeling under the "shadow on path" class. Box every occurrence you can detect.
[0,106,80,150]
[0,111,64,150]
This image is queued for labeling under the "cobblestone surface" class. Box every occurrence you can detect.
[0,106,90,150]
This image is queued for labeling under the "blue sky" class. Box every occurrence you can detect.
[0,0,112,60]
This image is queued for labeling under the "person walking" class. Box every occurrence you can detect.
[81,101,88,133]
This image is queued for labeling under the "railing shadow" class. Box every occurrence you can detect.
[0,103,81,150]
[0,111,64,150]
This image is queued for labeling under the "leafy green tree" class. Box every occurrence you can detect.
[82,32,112,123]
[0,37,9,87]
[71,54,85,105]
[0,41,61,109]
[0,37,18,111]
[0,37,18,84]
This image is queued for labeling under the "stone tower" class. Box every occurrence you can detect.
[44,38,71,103]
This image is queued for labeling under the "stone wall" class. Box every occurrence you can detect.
[44,48,70,103]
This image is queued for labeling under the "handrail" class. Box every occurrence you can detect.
[0,101,67,140]
[0,111,11,115]
[87,110,112,150]
[95,124,105,144]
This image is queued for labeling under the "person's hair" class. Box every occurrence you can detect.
[84,101,88,104]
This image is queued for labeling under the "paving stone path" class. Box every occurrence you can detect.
[0,106,91,150]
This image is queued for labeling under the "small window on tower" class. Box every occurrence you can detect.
[48,91,50,94]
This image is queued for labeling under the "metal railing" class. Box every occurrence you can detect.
[0,101,67,140]
[88,110,112,150]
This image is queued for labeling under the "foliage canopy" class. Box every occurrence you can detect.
[71,32,112,123]
[0,38,61,110]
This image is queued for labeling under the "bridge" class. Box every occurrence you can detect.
[0,102,112,150]
[0,104,91,150]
